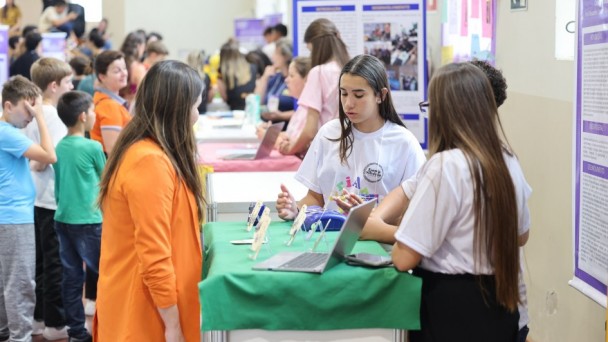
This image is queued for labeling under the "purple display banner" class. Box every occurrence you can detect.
[581,0,608,28]
[234,18,266,48]
[574,0,608,305]
[583,30,608,46]
[582,161,608,180]
[582,120,608,136]
[264,14,283,27]
[41,32,67,61]
[362,4,419,10]
[301,5,356,12]
[0,26,8,87]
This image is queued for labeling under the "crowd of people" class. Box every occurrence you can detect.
[0,7,532,342]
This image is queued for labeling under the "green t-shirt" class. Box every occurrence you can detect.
[54,135,106,224]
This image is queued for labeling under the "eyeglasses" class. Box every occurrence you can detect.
[418,100,429,113]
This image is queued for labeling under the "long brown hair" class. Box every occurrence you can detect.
[304,18,350,68]
[98,60,205,221]
[428,63,519,311]
[333,54,405,164]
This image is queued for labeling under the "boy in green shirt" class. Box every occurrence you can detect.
[54,91,105,342]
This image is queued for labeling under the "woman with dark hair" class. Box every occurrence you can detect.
[276,54,425,220]
[217,41,256,110]
[90,50,129,155]
[388,63,530,341]
[278,18,350,156]
[95,60,204,342]
[0,0,21,36]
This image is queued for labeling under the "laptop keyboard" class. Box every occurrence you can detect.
[279,253,328,269]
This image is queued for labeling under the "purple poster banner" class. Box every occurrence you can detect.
[234,18,265,50]
[41,32,67,61]
[264,14,283,27]
[583,30,608,45]
[573,0,608,307]
[582,120,608,136]
[0,26,8,87]
[581,0,608,28]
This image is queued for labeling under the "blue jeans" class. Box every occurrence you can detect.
[54,222,101,339]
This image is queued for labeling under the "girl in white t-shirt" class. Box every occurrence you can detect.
[390,63,531,341]
[278,18,350,157]
[276,54,425,220]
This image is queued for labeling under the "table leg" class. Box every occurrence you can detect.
[393,329,407,342]
[202,330,227,342]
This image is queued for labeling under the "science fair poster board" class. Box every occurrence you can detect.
[293,0,428,149]
[440,0,496,64]
[571,0,608,308]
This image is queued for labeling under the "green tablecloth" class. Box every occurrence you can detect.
[198,221,421,332]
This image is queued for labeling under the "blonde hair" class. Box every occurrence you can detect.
[30,57,73,91]
[219,42,252,90]
[186,50,206,79]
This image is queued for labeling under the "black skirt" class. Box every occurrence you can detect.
[409,267,519,342]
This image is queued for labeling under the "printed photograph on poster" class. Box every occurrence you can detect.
[363,21,419,91]
[510,0,527,11]
[364,23,392,42]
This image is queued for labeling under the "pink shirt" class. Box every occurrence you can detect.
[295,61,341,136]
[286,105,308,140]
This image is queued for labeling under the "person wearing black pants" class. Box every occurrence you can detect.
[33,207,68,338]
[84,266,97,315]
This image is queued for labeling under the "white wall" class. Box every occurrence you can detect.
[495,1,605,341]
[103,0,256,60]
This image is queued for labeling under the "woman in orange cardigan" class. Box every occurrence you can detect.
[95,60,205,342]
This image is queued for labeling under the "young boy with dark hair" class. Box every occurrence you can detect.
[0,75,56,342]
[54,90,105,342]
[25,56,73,340]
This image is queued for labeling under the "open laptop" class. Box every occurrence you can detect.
[218,122,283,160]
[252,199,376,274]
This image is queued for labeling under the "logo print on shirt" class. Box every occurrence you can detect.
[363,163,383,183]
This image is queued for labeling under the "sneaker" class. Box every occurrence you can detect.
[84,300,96,316]
[43,326,69,340]
[32,320,45,335]
[69,332,92,342]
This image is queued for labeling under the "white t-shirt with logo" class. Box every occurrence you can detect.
[295,119,426,210]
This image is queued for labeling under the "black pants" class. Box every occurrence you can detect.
[85,265,97,300]
[409,268,519,342]
[34,206,66,327]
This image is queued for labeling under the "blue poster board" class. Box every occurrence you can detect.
[293,0,428,148]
